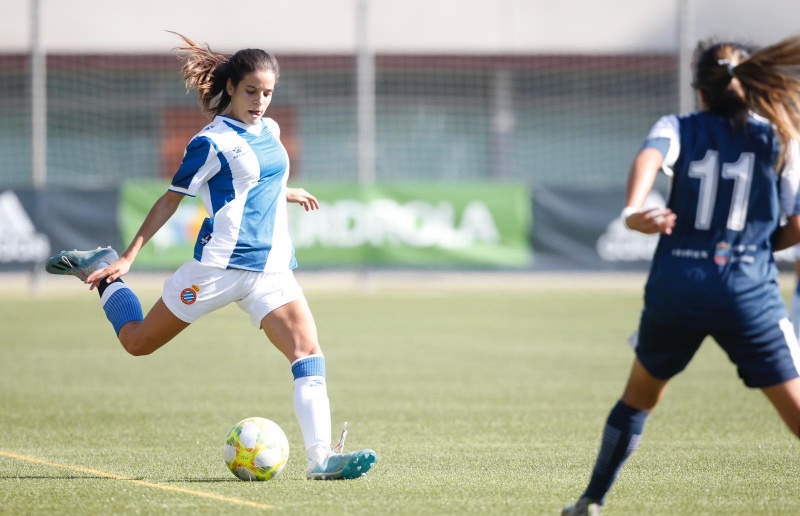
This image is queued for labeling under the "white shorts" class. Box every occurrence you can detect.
[162,261,304,329]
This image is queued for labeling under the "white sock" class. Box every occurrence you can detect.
[292,355,332,463]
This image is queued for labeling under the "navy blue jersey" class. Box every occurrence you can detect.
[642,112,800,330]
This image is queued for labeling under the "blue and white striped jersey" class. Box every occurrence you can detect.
[642,112,800,329]
[168,115,296,272]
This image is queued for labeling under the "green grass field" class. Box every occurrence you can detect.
[1,273,799,515]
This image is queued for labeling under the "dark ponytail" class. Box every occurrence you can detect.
[170,31,280,118]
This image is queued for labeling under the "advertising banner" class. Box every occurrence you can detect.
[120,182,533,269]
[4,184,793,274]
[530,185,659,271]
[529,185,795,271]
[0,188,119,272]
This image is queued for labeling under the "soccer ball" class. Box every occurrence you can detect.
[222,417,290,481]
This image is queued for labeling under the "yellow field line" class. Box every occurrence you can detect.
[0,450,275,510]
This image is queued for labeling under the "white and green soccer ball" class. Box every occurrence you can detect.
[222,417,290,481]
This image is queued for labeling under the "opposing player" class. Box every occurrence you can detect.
[45,33,376,481]
[563,35,800,515]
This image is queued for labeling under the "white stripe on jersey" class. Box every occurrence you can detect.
[779,317,800,379]
[266,179,293,270]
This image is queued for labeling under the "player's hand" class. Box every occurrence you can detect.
[625,207,676,235]
[286,188,320,211]
[86,257,133,290]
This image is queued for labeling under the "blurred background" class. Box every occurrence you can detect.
[1,0,798,275]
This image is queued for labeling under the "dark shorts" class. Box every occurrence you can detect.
[634,315,800,388]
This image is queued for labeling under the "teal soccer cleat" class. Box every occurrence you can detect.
[45,247,119,282]
[306,423,377,480]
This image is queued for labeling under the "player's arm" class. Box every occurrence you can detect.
[88,134,218,287]
[772,215,800,251]
[87,190,185,287]
[622,147,677,235]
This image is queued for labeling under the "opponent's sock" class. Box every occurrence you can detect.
[100,281,144,335]
[582,400,649,504]
[291,355,332,462]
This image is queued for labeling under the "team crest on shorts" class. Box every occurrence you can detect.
[714,241,730,266]
[180,285,200,305]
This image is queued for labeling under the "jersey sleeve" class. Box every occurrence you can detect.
[779,139,800,216]
[168,136,220,197]
[643,115,680,176]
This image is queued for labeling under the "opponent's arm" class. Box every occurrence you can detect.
[622,148,677,235]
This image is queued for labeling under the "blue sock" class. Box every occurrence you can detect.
[582,401,649,504]
[291,355,326,379]
[101,283,144,335]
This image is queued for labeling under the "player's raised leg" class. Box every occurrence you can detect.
[46,247,144,336]
[46,246,189,355]
[117,298,190,356]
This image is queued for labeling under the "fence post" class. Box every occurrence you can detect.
[356,0,376,186]
[30,0,47,190]
[677,0,696,115]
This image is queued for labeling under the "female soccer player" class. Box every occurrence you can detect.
[45,33,376,481]
[563,35,800,515]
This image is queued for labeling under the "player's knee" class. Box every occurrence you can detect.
[118,332,157,356]
[120,340,154,356]
[126,344,155,357]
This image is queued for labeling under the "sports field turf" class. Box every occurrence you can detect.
[1,272,799,514]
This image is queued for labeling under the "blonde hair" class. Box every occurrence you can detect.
[169,31,280,119]
[692,35,800,167]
